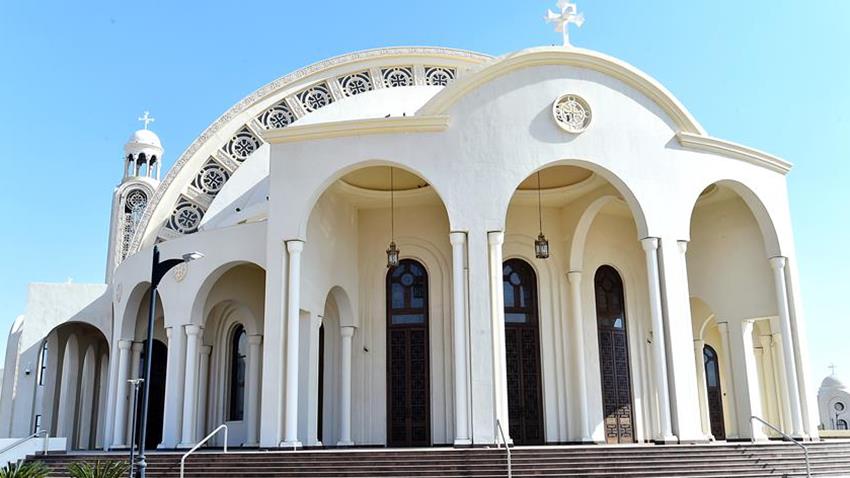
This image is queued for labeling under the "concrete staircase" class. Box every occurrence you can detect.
[30,440,850,477]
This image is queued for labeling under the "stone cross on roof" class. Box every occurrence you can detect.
[138,111,155,130]
[830,363,837,376]
[545,0,585,47]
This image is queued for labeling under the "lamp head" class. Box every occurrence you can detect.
[182,251,204,262]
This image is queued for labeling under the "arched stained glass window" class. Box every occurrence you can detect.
[228,325,248,421]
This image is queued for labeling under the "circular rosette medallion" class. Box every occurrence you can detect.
[552,94,592,133]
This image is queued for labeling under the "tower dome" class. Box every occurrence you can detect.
[123,112,163,180]
[820,375,847,391]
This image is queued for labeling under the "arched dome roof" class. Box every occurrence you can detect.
[127,129,162,149]
[820,375,847,391]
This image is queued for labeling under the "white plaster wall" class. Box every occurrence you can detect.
[688,195,777,320]
[350,203,452,445]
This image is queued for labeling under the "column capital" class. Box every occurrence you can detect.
[640,237,659,251]
[311,314,323,329]
[567,270,582,283]
[131,341,144,352]
[286,239,305,253]
[449,231,467,245]
[487,230,504,246]
[199,345,212,356]
[341,325,356,338]
[184,324,202,336]
[769,256,787,270]
[248,334,263,345]
[118,340,133,350]
[677,239,689,254]
[758,334,773,348]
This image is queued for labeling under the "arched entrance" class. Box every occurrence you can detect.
[594,265,635,444]
[703,344,726,440]
[386,259,430,447]
[136,339,167,449]
[502,259,544,445]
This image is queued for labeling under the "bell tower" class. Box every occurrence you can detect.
[106,112,163,281]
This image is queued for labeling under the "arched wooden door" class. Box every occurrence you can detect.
[386,259,430,447]
[136,339,167,449]
[503,259,545,445]
[594,266,635,444]
[703,344,726,440]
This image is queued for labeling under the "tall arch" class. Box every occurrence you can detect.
[502,258,544,445]
[594,265,635,444]
[386,258,431,447]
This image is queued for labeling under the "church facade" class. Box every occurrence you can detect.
[0,42,821,450]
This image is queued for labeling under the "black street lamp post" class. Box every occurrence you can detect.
[128,378,143,478]
[136,245,202,478]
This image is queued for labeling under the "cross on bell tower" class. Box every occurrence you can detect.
[138,111,155,130]
[829,363,837,376]
[545,0,585,47]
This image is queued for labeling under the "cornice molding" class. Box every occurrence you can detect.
[261,116,450,144]
[419,46,706,135]
[676,132,792,175]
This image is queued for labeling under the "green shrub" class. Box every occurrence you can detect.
[67,461,130,478]
[0,461,50,478]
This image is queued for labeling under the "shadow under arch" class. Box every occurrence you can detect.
[326,285,355,328]
[299,159,454,241]
[686,179,782,258]
[189,260,267,327]
[502,159,650,240]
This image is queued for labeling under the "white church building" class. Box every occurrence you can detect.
[0,13,822,451]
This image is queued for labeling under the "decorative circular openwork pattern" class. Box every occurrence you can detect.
[836,402,846,412]
[126,190,148,211]
[552,94,592,133]
[198,163,229,194]
[169,202,204,234]
[298,84,333,112]
[382,67,414,88]
[261,102,296,129]
[340,72,373,96]
[225,128,261,161]
[424,67,455,86]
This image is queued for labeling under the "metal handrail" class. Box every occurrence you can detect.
[495,419,512,478]
[180,424,228,478]
[0,430,49,458]
[751,416,810,478]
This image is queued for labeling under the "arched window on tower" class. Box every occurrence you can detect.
[120,188,148,260]
[228,325,248,421]
[838,419,849,430]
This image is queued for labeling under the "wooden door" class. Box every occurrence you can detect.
[594,266,635,444]
[704,344,726,440]
[387,259,430,447]
[503,259,545,445]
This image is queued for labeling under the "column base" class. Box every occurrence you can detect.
[281,440,302,449]
[244,441,259,447]
[177,442,197,449]
[453,438,472,447]
[336,440,354,447]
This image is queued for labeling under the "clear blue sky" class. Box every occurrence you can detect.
[1,1,848,390]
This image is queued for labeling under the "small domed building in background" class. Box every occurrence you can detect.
[818,374,850,432]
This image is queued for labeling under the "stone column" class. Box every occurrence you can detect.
[641,237,676,442]
[693,339,711,438]
[770,332,790,430]
[487,231,509,440]
[716,321,739,438]
[77,347,97,449]
[730,319,766,440]
[758,335,780,432]
[769,256,804,437]
[196,345,211,441]
[449,232,471,446]
[179,325,202,447]
[283,240,304,448]
[655,239,704,441]
[246,335,263,446]
[112,340,132,448]
[567,271,591,441]
[338,326,355,446]
[160,326,186,448]
[260,241,287,447]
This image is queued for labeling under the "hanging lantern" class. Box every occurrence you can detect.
[386,241,400,268]
[386,166,400,268]
[535,171,550,259]
[535,233,550,259]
